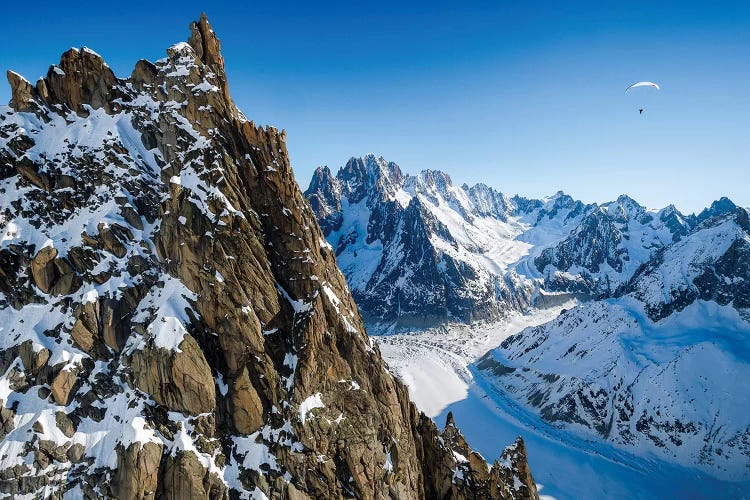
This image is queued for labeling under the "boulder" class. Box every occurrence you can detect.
[159,450,226,499]
[29,246,81,296]
[30,246,58,293]
[0,407,15,439]
[55,411,76,438]
[50,366,80,405]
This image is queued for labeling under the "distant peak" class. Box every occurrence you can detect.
[415,169,453,188]
[616,194,640,204]
[313,165,332,176]
[698,196,737,221]
[712,196,735,208]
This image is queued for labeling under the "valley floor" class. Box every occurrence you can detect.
[373,309,750,500]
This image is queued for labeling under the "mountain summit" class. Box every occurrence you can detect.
[0,15,537,499]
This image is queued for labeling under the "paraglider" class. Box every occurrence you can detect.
[625,81,660,92]
[626,82,660,115]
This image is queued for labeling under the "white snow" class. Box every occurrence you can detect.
[298,393,325,424]
[383,451,394,472]
[82,288,99,305]
[127,275,197,353]
[276,284,312,314]
[150,316,188,352]
[375,298,750,499]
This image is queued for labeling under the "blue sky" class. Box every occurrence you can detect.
[2,1,748,213]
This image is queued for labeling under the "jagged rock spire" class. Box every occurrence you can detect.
[188,13,224,70]
[7,46,116,114]
[187,13,234,107]
[6,71,33,111]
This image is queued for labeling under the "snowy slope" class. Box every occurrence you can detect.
[375,309,750,499]
[476,209,750,480]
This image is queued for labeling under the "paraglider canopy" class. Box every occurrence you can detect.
[626,81,660,114]
[625,81,660,92]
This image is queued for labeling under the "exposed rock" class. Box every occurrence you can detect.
[131,59,158,85]
[18,341,50,373]
[113,442,163,499]
[40,47,117,114]
[159,450,226,499]
[7,71,34,111]
[230,367,264,435]
[66,443,86,464]
[70,316,98,354]
[98,222,129,258]
[72,286,147,356]
[29,246,81,296]
[29,246,58,294]
[0,406,15,440]
[497,438,538,499]
[50,366,80,405]
[130,333,215,416]
[55,411,76,438]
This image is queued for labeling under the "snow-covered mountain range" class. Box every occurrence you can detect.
[305,154,740,332]
[306,154,750,487]
[478,207,750,479]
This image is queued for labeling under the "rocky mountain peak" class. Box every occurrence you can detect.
[603,194,651,225]
[307,165,338,195]
[463,182,512,220]
[7,45,117,115]
[405,168,454,194]
[659,204,691,241]
[186,13,233,107]
[304,166,343,234]
[188,13,224,69]
[6,71,33,111]
[337,154,404,204]
[536,191,588,222]
[0,14,537,498]
[697,196,737,222]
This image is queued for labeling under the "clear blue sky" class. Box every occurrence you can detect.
[2,1,748,213]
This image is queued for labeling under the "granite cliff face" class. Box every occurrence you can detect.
[0,15,537,499]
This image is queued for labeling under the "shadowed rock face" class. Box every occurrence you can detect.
[0,13,537,499]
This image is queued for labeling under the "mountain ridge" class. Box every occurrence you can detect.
[305,154,739,332]
[477,207,750,479]
[0,15,538,499]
